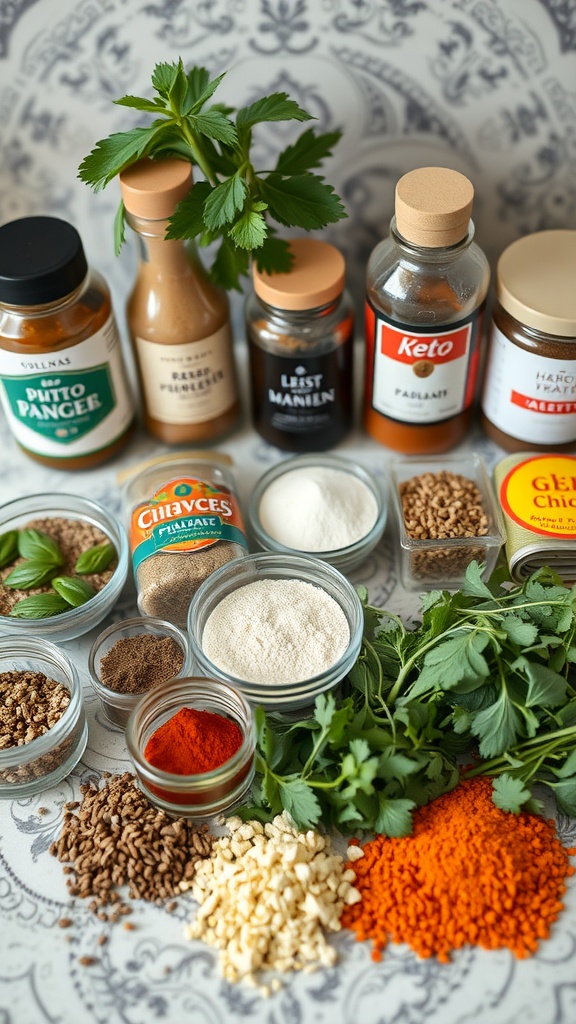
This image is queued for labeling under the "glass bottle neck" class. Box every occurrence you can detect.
[389,216,475,264]
[255,295,342,324]
[0,275,89,317]
[125,211,197,274]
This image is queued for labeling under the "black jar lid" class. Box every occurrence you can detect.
[0,216,88,305]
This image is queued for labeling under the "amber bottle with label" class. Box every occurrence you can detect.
[245,238,354,452]
[120,158,240,444]
[0,215,135,469]
[364,166,490,453]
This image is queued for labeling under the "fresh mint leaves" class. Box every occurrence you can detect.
[241,564,576,833]
[79,59,346,289]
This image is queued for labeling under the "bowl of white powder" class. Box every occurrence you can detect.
[187,552,364,711]
[248,454,386,574]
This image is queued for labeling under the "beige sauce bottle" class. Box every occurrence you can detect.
[119,158,240,444]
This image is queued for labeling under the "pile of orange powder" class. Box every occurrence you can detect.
[342,776,576,963]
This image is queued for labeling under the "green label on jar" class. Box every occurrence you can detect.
[0,365,115,444]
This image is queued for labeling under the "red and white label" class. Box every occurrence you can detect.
[481,324,576,445]
[367,305,480,424]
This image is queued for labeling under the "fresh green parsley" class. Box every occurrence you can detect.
[78,59,346,289]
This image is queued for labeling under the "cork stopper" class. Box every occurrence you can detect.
[252,238,345,310]
[395,167,474,248]
[119,158,193,219]
[496,230,576,337]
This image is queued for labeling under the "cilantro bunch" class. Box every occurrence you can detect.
[78,59,346,289]
[241,564,576,835]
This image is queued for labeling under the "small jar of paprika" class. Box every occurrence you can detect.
[126,676,255,818]
[0,216,135,469]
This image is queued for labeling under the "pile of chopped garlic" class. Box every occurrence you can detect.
[181,812,363,996]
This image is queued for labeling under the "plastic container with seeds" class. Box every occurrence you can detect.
[390,454,505,590]
[122,453,249,629]
[0,636,87,798]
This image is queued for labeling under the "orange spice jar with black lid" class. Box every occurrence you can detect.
[120,158,240,445]
[364,167,490,453]
[480,230,576,452]
[0,216,135,469]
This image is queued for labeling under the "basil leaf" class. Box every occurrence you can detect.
[75,541,116,575]
[0,530,18,569]
[3,560,62,589]
[9,593,70,619]
[52,576,95,607]
[17,529,64,565]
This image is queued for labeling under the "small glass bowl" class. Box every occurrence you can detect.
[88,616,193,728]
[126,676,255,818]
[389,453,505,591]
[187,552,364,711]
[248,454,387,574]
[0,636,87,798]
[0,493,129,641]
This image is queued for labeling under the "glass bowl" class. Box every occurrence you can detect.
[0,493,128,641]
[389,453,505,590]
[88,616,193,728]
[248,454,386,574]
[0,636,87,798]
[187,552,364,711]
[126,676,255,818]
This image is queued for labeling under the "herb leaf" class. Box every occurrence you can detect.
[258,173,346,229]
[17,529,64,565]
[4,560,62,589]
[78,126,164,192]
[276,128,342,175]
[52,576,96,607]
[203,174,247,230]
[0,530,18,569]
[74,541,116,575]
[9,593,70,618]
[491,774,532,814]
[236,93,313,129]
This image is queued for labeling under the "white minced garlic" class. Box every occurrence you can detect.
[181,812,363,996]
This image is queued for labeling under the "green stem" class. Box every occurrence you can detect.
[178,118,218,184]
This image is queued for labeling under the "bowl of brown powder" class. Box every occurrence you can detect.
[0,635,87,798]
[0,493,129,641]
[88,616,191,727]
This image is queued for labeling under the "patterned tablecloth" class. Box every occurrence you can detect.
[1,349,575,1024]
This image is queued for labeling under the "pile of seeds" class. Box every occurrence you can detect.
[0,670,70,748]
[50,771,213,918]
[399,470,489,579]
[182,811,362,996]
[99,634,185,694]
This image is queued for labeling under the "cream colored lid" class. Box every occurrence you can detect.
[497,230,576,336]
[252,238,345,309]
[395,166,474,247]
[119,157,193,218]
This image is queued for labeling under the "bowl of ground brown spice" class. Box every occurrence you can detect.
[0,493,129,640]
[88,616,192,727]
[0,635,87,798]
[389,454,505,590]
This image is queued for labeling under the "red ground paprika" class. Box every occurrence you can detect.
[144,706,243,775]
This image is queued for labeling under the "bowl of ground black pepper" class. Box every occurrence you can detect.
[0,493,129,641]
[88,616,192,727]
[389,454,505,590]
[0,635,87,797]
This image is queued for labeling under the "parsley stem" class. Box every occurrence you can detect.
[178,118,217,185]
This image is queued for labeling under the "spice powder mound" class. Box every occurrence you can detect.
[342,776,576,963]
[99,634,184,694]
[136,542,240,625]
[0,516,116,616]
[50,771,213,918]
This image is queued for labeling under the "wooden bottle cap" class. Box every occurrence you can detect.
[395,167,474,248]
[253,238,345,310]
[120,158,193,219]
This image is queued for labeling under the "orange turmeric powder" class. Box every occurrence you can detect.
[342,776,576,964]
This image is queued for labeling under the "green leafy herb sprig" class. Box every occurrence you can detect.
[0,528,112,618]
[240,563,576,834]
[78,59,346,290]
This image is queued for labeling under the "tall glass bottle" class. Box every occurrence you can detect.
[364,166,490,453]
[119,158,240,444]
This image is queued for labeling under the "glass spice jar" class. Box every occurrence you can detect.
[119,158,240,445]
[0,216,135,469]
[364,167,490,454]
[245,238,354,451]
[481,230,576,452]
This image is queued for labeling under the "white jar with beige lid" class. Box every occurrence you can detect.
[245,238,354,451]
[364,166,490,454]
[481,230,576,452]
[119,158,240,445]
